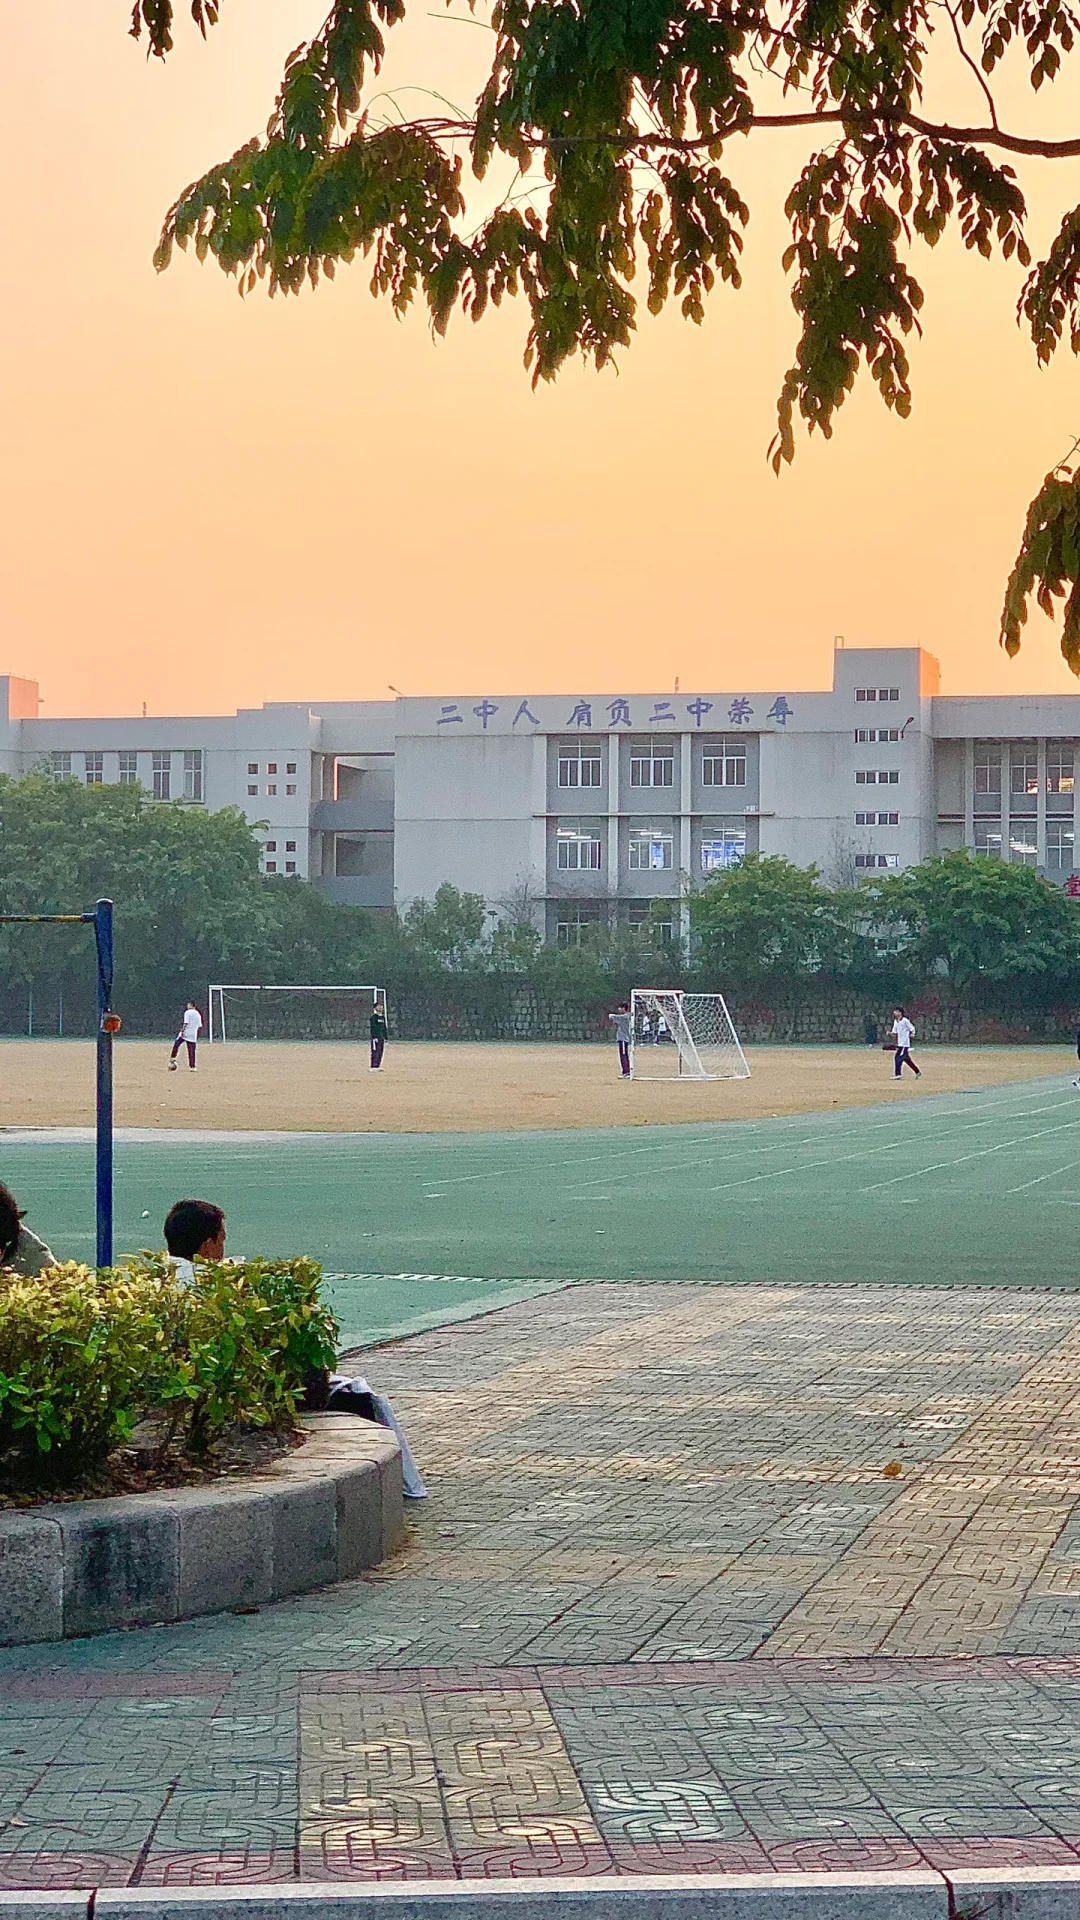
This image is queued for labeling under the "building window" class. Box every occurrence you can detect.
[855,687,900,702]
[265,861,277,874]
[118,751,138,785]
[286,861,296,873]
[266,783,277,796]
[1010,820,1038,866]
[628,902,675,943]
[702,743,746,787]
[286,840,296,852]
[556,828,602,870]
[629,829,674,871]
[286,784,297,795]
[855,769,899,785]
[286,762,296,774]
[50,752,72,781]
[1048,744,1075,794]
[630,746,674,788]
[1010,742,1038,798]
[183,750,203,802]
[265,841,277,853]
[701,831,746,872]
[556,905,603,948]
[974,745,1002,797]
[854,852,900,868]
[248,784,258,796]
[248,763,258,775]
[84,752,103,786]
[1048,820,1075,868]
[557,742,602,788]
[855,728,901,743]
[974,822,1003,857]
[152,751,171,801]
[855,811,900,826]
[267,763,277,775]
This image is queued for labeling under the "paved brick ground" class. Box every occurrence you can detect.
[6,1282,1080,1886]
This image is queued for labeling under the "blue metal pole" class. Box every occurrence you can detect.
[94,899,114,1270]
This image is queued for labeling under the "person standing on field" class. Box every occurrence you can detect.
[609,1002,632,1078]
[890,1006,921,1079]
[370,1001,388,1071]
[169,1000,202,1073]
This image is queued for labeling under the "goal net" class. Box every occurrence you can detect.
[629,988,749,1081]
[208,984,387,1044]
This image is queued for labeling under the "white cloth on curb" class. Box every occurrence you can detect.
[328,1373,428,1499]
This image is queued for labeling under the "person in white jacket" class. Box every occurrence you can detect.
[891,1007,921,1079]
[169,1001,203,1073]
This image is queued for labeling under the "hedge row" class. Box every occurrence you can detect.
[0,1258,339,1488]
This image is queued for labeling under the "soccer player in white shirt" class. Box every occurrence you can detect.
[890,1007,921,1079]
[169,1001,203,1072]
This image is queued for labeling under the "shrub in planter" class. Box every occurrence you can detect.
[0,1264,172,1486]
[0,1257,340,1489]
[128,1255,339,1454]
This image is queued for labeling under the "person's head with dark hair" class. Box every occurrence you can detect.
[0,1183,24,1264]
[163,1199,226,1262]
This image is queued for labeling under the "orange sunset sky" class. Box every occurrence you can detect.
[5,2,1080,716]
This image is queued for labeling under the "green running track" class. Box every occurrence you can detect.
[2,1072,1076,1345]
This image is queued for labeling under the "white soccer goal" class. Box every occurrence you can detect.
[207,984,387,1043]
[629,988,750,1081]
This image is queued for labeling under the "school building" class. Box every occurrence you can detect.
[1,644,1077,940]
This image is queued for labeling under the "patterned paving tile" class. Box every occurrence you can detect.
[9,1284,1080,1883]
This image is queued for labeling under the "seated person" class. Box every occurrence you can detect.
[163,1198,226,1285]
[0,1181,56,1276]
[306,1363,427,1500]
[164,1196,427,1500]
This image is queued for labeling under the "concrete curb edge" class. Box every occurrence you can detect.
[0,1867,1075,1920]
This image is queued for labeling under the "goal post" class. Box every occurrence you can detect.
[629,988,750,1082]
[207,984,387,1044]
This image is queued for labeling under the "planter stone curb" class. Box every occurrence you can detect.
[0,1510,63,1644]
[271,1477,338,1597]
[169,1482,277,1617]
[947,1868,1080,1920]
[33,1492,181,1638]
[334,1456,383,1579]
[85,1871,949,1920]
[0,1413,403,1645]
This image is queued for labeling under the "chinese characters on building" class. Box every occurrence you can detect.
[434,696,794,731]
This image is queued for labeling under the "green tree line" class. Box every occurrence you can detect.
[0,774,1077,1034]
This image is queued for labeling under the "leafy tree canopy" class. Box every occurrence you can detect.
[0,775,272,1014]
[867,846,1080,985]
[134,0,1080,665]
[689,853,857,983]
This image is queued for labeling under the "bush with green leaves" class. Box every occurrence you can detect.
[127,1254,339,1455]
[0,1257,339,1489]
[0,1264,170,1486]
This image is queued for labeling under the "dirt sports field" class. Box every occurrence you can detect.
[0,1037,1070,1131]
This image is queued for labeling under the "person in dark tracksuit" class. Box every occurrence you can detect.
[370,1003,387,1071]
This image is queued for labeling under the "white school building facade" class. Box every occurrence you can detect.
[1,644,1078,941]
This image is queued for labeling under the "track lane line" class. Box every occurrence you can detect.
[860,1116,1080,1192]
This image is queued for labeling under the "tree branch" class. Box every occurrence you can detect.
[941,0,1000,129]
[394,106,1080,159]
